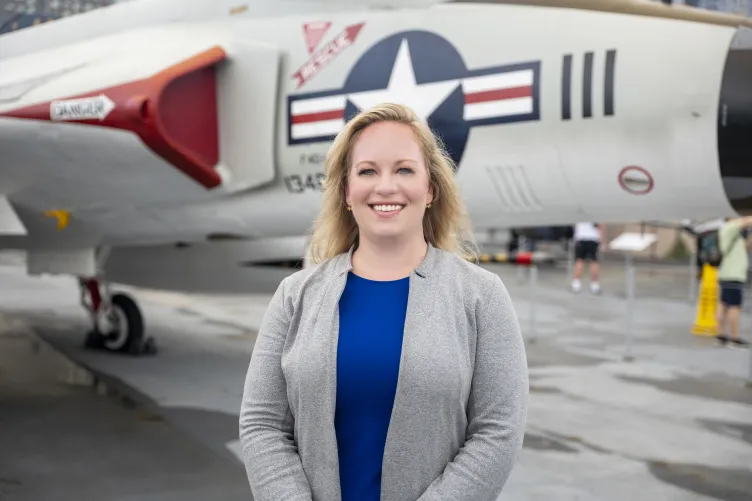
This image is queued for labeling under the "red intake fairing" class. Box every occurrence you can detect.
[0,47,226,189]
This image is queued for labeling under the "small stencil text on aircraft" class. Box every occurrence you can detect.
[292,22,365,89]
[50,94,115,121]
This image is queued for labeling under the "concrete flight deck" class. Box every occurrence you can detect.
[1,251,752,501]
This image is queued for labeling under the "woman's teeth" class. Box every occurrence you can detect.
[372,205,404,212]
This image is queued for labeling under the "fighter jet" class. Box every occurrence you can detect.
[1,0,750,355]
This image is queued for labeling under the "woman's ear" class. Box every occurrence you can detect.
[428,180,438,205]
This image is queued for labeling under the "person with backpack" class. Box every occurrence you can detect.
[716,216,752,348]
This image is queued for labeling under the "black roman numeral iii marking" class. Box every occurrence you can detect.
[583,51,594,118]
[604,49,616,116]
[561,49,617,120]
[562,54,572,120]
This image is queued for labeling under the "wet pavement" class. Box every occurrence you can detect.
[0,252,751,501]
[0,317,250,501]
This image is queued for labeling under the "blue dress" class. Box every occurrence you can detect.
[335,271,410,501]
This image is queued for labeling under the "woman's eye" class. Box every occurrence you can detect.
[357,167,413,175]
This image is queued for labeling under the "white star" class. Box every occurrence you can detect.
[347,39,459,122]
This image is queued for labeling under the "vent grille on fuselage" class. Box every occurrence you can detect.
[485,164,543,213]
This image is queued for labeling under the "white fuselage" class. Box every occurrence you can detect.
[0,0,748,254]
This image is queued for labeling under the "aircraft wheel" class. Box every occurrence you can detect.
[106,293,144,354]
[86,292,145,355]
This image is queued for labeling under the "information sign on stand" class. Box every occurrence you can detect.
[608,232,658,362]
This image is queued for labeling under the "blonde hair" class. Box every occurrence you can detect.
[308,103,478,264]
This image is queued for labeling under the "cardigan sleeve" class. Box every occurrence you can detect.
[417,274,529,501]
[239,277,313,500]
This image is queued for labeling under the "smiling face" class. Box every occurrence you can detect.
[345,121,433,244]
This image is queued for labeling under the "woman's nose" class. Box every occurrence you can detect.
[374,173,397,194]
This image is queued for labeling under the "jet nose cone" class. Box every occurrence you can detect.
[719,27,752,214]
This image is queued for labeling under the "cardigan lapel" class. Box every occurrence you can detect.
[381,244,439,495]
[314,248,355,500]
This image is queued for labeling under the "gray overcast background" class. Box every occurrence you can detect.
[2,0,752,32]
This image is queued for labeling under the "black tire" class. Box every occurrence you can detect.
[106,293,144,355]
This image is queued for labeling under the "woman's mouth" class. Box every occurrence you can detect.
[369,204,405,216]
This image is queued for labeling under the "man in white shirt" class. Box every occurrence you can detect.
[571,222,605,294]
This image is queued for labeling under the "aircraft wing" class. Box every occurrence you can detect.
[0,23,282,249]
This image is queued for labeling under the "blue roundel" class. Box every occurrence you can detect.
[287,29,541,169]
[342,31,471,168]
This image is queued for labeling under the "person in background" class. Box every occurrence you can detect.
[716,216,752,348]
[508,228,519,254]
[239,103,529,501]
[571,222,605,294]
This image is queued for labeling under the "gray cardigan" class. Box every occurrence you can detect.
[239,243,529,501]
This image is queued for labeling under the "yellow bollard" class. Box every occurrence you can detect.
[691,263,719,336]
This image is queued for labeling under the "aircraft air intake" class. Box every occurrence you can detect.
[0,42,227,189]
[718,26,752,215]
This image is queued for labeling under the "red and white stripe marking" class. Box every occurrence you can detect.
[290,95,346,140]
[461,69,534,121]
[290,67,534,138]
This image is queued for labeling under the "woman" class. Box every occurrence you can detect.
[239,103,528,501]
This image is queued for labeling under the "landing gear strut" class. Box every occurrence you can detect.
[79,278,156,355]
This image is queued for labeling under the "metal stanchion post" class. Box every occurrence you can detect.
[566,238,574,286]
[528,264,538,343]
[517,236,527,284]
[624,253,635,362]
[609,231,655,362]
